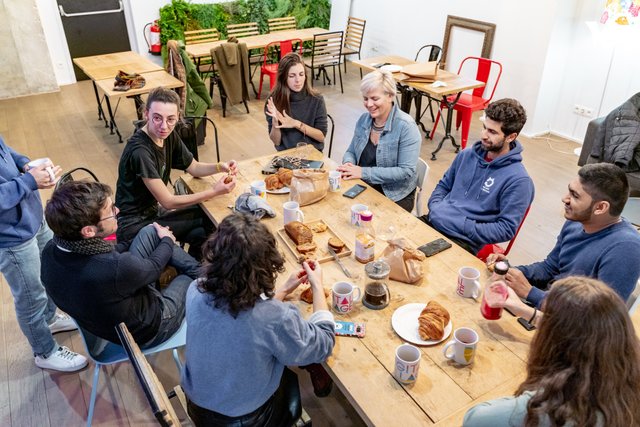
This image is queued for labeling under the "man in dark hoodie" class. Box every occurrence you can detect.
[425,98,535,254]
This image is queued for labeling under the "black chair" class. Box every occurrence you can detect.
[411,44,442,133]
[55,167,100,190]
[326,113,336,159]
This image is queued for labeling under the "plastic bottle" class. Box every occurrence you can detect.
[355,210,375,264]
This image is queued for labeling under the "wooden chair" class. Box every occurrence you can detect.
[268,16,297,32]
[184,28,220,78]
[341,17,366,78]
[258,38,303,100]
[74,319,187,426]
[116,323,187,427]
[226,22,262,83]
[304,31,344,93]
[413,158,430,217]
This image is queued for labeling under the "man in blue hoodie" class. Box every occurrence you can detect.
[0,136,87,372]
[425,98,535,254]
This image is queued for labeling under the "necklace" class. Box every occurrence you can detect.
[372,121,385,133]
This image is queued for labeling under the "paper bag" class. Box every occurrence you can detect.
[381,238,426,284]
[397,61,438,83]
[290,168,329,206]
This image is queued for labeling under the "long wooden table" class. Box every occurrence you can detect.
[181,149,533,426]
[353,55,485,160]
[73,51,182,143]
[184,27,329,59]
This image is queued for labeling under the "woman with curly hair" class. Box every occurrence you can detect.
[181,214,334,426]
[463,276,640,426]
[265,52,327,152]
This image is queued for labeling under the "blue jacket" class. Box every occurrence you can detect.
[520,219,640,308]
[0,136,42,248]
[427,141,534,253]
[343,103,421,201]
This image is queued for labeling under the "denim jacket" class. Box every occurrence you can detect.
[343,103,421,201]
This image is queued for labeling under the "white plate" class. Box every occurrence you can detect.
[380,64,403,73]
[266,186,290,194]
[391,303,452,346]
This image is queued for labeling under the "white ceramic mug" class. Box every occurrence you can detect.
[329,170,341,192]
[350,203,368,226]
[394,344,421,384]
[332,281,362,314]
[250,180,267,199]
[456,267,481,299]
[283,201,304,225]
[27,158,56,182]
[442,327,479,365]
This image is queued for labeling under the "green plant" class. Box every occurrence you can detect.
[158,0,191,45]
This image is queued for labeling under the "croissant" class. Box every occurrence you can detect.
[277,168,293,186]
[264,174,283,190]
[423,301,450,324]
[418,312,445,340]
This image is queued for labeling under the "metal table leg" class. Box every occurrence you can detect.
[104,96,123,143]
[91,81,108,127]
[430,92,461,160]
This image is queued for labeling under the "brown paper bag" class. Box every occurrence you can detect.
[381,238,426,284]
[290,168,329,206]
[400,61,439,79]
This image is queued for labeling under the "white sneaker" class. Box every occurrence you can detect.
[48,312,77,334]
[35,346,88,372]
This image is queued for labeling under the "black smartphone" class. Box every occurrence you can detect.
[417,238,453,257]
[372,62,390,69]
[343,184,367,199]
[517,317,536,331]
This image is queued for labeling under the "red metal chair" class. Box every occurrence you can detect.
[476,205,530,262]
[430,57,503,150]
[257,38,303,100]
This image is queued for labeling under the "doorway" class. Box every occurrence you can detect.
[57,0,131,80]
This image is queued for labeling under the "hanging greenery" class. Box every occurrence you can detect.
[158,0,331,44]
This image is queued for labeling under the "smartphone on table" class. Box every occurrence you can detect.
[417,238,453,257]
[343,184,367,199]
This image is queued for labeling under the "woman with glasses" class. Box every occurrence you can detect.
[116,87,237,259]
[265,52,328,153]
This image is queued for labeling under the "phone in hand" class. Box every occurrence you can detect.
[417,238,453,257]
[343,184,367,199]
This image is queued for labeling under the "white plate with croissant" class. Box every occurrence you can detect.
[392,302,452,346]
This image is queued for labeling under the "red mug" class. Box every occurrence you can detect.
[480,281,508,320]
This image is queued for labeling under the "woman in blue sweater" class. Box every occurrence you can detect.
[181,214,335,426]
[464,276,640,427]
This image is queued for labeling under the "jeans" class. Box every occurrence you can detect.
[128,225,200,348]
[0,220,58,357]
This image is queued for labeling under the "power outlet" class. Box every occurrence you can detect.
[573,104,593,117]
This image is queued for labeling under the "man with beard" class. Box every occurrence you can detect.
[425,98,534,254]
[489,163,640,308]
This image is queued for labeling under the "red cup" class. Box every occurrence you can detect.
[480,282,508,320]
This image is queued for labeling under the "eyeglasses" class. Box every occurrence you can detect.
[151,115,178,127]
[99,205,119,222]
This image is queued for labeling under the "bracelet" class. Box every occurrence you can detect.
[528,308,537,324]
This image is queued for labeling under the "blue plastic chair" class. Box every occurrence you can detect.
[74,319,187,427]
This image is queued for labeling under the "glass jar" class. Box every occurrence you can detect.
[363,260,391,310]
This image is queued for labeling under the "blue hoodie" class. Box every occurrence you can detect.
[427,140,534,253]
[0,136,43,248]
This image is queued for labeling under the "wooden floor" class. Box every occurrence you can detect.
[1,66,638,426]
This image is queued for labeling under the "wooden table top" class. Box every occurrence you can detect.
[180,149,533,426]
[185,27,328,59]
[73,51,164,81]
[353,55,485,98]
[94,70,184,99]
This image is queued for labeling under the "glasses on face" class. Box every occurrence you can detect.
[151,115,178,127]
[99,205,119,222]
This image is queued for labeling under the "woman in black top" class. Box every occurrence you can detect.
[265,53,328,152]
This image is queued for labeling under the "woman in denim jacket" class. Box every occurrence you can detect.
[338,70,421,212]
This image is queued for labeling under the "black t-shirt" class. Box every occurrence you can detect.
[358,138,383,193]
[116,129,194,218]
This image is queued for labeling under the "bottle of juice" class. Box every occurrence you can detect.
[355,211,375,264]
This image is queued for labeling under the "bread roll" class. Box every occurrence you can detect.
[423,301,450,324]
[285,221,313,245]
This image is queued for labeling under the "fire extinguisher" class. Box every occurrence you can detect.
[144,20,161,56]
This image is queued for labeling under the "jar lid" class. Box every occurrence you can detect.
[365,259,390,279]
[494,260,510,275]
[359,210,373,221]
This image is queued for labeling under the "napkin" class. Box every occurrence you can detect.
[234,193,276,219]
